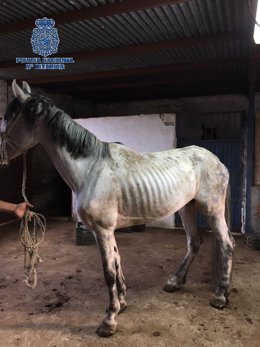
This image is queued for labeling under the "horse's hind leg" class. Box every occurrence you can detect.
[208,211,234,309]
[164,201,202,292]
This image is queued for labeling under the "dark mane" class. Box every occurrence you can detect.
[25,95,111,160]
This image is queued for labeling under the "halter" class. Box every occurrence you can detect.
[0,100,34,165]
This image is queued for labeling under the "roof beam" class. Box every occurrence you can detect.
[74,83,247,102]
[25,57,247,85]
[0,31,242,70]
[0,0,189,35]
[47,73,243,93]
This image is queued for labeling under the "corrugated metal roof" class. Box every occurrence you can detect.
[0,0,249,50]
[0,0,255,99]
[0,0,121,23]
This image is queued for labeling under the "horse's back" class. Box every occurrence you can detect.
[110,144,226,177]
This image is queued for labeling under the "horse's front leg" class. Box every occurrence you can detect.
[106,238,127,314]
[95,226,122,337]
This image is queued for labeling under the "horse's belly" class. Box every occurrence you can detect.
[117,179,195,227]
[116,199,180,228]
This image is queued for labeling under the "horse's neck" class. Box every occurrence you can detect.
[36,121,89,193]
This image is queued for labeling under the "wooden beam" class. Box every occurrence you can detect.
[47,73,244,94]
[0,0,189,35]
[81,94,249,118]
[76,83,247,102]
[0,32,242,70]
[26,57,246,85]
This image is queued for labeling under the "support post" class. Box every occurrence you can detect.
[244,48,257,233]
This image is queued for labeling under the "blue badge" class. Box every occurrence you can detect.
[31,17,59,57]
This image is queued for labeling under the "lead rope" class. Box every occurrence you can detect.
[20,152,46,289]
[1,130,46,288]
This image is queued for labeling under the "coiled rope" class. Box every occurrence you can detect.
[0,130,46,289]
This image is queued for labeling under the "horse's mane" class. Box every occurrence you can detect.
[24,95,111,160]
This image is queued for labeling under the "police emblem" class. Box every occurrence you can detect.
[31,17,59,57]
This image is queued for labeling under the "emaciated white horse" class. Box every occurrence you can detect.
[1,80,235,337]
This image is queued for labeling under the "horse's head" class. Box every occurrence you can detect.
[1,79,53,163]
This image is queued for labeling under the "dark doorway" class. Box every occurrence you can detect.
[27,145,71,217]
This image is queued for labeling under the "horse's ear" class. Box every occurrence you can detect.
[22,81,31,94]
[12,79,30,103]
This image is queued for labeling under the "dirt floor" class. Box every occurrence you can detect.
[0,219,259,347]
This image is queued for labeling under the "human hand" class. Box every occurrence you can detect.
[14,202,33,219]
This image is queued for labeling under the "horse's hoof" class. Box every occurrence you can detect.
[163,279,182,293]
[209,294,227,309]
[96,321,117,337]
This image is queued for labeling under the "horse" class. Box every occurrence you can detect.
[0,79,235,337]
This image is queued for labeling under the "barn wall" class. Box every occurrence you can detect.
[177,112,242,141]
[72,114,176,229]
[26,145,71,217]
[76,114,176,152]
[0,80,23,223]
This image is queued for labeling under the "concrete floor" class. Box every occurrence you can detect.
[0,219,259,347]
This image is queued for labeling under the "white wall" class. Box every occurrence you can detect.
[73,114,176,229]
[76,114,175,152]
